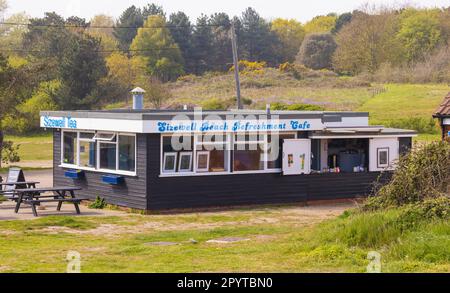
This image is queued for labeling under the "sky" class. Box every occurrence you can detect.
[4,0,450,22]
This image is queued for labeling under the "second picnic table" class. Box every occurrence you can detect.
[14,186,86,217]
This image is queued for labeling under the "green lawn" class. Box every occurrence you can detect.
[0,206,448,272]
[358,83,449,124]
[4,132,53,163]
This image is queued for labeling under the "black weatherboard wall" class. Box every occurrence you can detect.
[53,129,148,209]
[146,133,388,210]
[53,130,391,211]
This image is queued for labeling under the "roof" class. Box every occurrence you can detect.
[434,93,450,117]
[310,127,417,138]
[40,109,369,121]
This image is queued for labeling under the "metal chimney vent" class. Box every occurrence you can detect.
[131,87,146,110]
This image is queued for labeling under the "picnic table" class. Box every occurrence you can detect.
[14,186,87,217]
[0,181,39,199]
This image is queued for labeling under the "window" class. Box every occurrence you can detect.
[267,133,296,169]
[99,142,116,170]
[63,131,77,165]
[195,134,229,173]
[79,132,96,168]
[93,132,116,141]
[377,147,389,168]
[119,135,136,172]
[61,130,136,175]
[233,142,265,171]
[161,135,194,174]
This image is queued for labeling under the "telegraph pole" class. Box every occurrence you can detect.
[230,21,242,109]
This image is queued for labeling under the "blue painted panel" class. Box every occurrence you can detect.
[64,169,84,179]
[102,175,124,185]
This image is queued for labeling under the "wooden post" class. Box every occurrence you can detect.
[230,22,242,109]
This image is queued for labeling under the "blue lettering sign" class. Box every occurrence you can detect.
[43,116,78,129]
[290,120,311,130]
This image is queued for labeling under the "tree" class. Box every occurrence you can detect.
[131,15,184,81]
[168,11,194,72]
[304,15,337,34]
[57,34,107,109]
[113,6,143,51]
[22,12,71,62]
[89,14,115,37]
[191,14,214,74]
[0,12,30,50]
[333,11,403,74]
[296,33,336,70]
[88,15,119,56]
[13,80,59,133]
[238,7,281,65]
[142,3,165,19]
[0,54,20,167]
[271,18,305,62]
[332,12,352,34]
[209,13,232,71]
[397,9,442,63]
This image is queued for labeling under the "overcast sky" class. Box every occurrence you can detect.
[4,0,450,22]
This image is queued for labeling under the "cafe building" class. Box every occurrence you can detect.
[40,104,416,211]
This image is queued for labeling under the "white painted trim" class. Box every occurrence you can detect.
[309,134,417,139]
[59,164,137,177]
[159,169,281,178]
[61,129,137,175]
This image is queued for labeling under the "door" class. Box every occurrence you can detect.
[282,139,311,175]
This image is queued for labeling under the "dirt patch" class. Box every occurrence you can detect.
[206,237,250,244]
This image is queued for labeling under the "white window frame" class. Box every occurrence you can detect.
[61,130,78,167]
[178,151,193,172]
[159,132,297,177]
[117,133,137,173]
[162,152,178,173]
[232,132,297,174]
[60,130,137,176]
[77,131,96,170]
[195,151,210,172]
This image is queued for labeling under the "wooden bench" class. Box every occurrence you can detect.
[14,187,85,217]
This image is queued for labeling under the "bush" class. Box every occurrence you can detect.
[270,102,325,111]
[229,60,266,75]
[88,196,107,209]
[397,197,450,229]
[364,142,450,210]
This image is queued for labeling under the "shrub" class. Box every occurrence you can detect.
[364,142,450,210]
[229,60,266,75]
[88,196,107,209]
[397,197,450,229]
[270,102,324,111]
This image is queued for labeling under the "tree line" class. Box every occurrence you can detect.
[1,1,450,136]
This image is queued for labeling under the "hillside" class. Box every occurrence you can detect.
[126,69,449,130]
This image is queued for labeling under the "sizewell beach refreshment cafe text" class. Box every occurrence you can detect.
[40,107,416,211]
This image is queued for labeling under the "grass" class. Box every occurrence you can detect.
[4,132,53,162]
[0,205,448,272]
